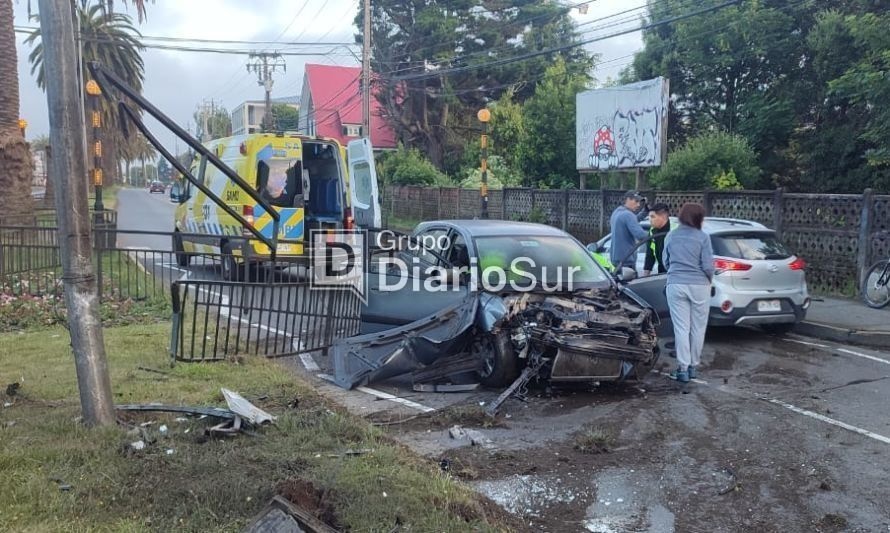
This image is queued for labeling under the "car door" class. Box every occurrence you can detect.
[361,226,469,333]
[615,237,672,337]
[346,138,381,229]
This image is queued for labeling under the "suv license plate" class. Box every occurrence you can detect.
[757,300,782,313]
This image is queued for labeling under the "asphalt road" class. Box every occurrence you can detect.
[116,187,178,250]
[116,189,890,530]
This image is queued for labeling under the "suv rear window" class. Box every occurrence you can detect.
[711,232,792,260]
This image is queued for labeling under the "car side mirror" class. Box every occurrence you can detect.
[586,243,606,254]
[616,266,637,282]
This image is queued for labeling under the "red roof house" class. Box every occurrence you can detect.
[298,64,397,150]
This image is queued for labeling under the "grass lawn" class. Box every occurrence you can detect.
[0,323,510,532]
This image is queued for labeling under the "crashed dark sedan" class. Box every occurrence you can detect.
[331,221,660,391]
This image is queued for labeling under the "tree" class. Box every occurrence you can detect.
[272,104,299,131]
[376,146,451,186]
[361,0,593,171]
[630,0,810,182]
[518,58,590,188]
[157,157,172,182]
[649,132,760,191]
[793,8,890,192]
[194,105,232,141]
[0,0,34,217]
[26,1,145,185]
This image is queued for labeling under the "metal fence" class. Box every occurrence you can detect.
[170,279,362,362]
[1,222,364,362]
[383,185,890,295]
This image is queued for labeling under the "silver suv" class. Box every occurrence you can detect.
[592,217,811,334]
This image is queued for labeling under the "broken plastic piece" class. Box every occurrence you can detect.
[221,388,276,425]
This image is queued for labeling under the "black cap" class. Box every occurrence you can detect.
[624,190,643,201]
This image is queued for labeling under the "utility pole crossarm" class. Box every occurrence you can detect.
[247,52,286,132]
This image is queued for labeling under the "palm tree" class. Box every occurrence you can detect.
[0,0,35,217]
[26,1,145,185]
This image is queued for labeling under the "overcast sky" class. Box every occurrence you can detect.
[13,0,643,150]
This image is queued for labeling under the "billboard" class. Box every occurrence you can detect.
[575,77,669,171]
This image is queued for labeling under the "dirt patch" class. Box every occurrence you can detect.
[277,478,342,530]
[813,513,848,532]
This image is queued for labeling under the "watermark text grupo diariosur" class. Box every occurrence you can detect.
[310,229,584,302]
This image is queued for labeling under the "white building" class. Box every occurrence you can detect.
[230,96,300,135]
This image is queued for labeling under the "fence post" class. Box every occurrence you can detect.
[773,187,784,238]
[857,188,875,287]
[561,188,569,230]
[437,187,443,219]
[702,189,713,215]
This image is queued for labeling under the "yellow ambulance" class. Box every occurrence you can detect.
[171,133,380,280]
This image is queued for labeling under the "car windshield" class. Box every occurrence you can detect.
[474,235,609,289]
[712,232,792,260]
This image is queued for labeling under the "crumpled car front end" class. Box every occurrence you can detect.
[331,287,659,390]
[491,289,659,382]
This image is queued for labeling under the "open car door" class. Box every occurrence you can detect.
[347,138,382,229]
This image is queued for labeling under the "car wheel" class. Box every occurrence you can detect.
[476,331,520,388]
[173,231,190,267]
[761,323,796,335]
[220,241,243,281]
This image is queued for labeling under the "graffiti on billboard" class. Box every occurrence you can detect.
[576,77,668,171]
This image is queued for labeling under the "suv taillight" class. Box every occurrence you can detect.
[344,207,354,230]
[789,257,806,270]
[242,205,254,225]
[714,258,752,274]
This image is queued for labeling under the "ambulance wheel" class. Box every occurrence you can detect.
[220,241,243,281]
[173,231,190,267]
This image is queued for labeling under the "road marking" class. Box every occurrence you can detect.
[299,353,320,372]
[762,398,890,446]
[655,369,890,446]
[785,338,830,349]
[837,348,890,366]
[316,374,436,412]
[158,262,189,273]
[355,386,436,413]
[785,336,890,366]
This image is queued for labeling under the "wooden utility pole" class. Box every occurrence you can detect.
[247,52,285,132]
[38,0,115,426]
[361,0,371,138]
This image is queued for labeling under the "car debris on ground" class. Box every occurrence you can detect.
[115,389,278,447]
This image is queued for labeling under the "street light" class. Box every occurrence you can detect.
[85,80,104,212]
[18,118,27,137]
[477,108,491,219]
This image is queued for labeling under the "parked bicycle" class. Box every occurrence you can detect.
[862,257,890,309]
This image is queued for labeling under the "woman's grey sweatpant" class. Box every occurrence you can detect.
[667,284,711,371]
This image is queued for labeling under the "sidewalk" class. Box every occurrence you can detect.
[794,296,890,349]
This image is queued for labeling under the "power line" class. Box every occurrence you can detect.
[388,0,741,83]
[380,0,690,78]
[12,25,357,47]
[383,0,598,65]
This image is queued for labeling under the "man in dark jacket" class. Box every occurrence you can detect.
[609,190,649,269]
[643,203,674,276]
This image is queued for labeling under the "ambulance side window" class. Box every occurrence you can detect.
[258,159,301,208]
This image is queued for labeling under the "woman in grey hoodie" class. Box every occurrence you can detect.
[662,203,715,383]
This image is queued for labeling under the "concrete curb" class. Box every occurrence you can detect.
[794,321,890,350]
